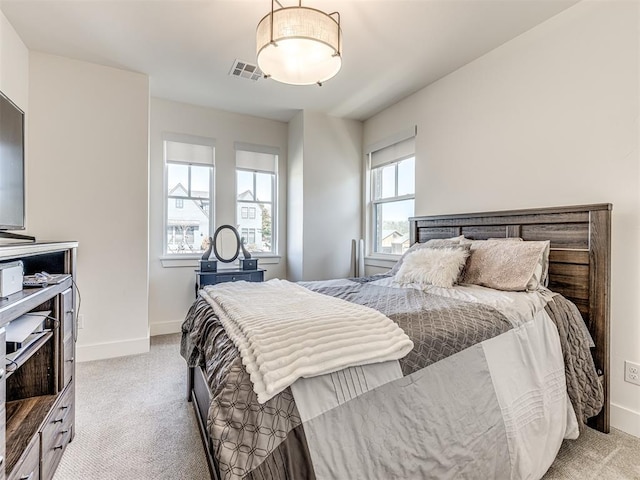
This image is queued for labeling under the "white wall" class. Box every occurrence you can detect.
[287,111,304,281]
[363,1,640,436]
[287,111,363,281]
[0,12,28,112]
[0,10,29,237]
[149,98,288,336]
[27,52,150,361]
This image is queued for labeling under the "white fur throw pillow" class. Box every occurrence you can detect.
[395,246,470,288]
[388,236,465,276]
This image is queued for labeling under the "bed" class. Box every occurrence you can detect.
[181,203,611,480]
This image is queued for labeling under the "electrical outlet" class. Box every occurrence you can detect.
[624,360,640,386]
[77,314,84,329]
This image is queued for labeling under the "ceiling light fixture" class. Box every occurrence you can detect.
[256,0,342,86]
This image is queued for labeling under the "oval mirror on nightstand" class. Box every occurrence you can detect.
[213,225,241,263]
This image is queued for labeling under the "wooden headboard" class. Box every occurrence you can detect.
[409,203,611,433]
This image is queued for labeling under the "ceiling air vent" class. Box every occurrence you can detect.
[230,60,262,81]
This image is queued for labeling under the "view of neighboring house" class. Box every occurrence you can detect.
[237,189,271,253]
[166,184,272,255]
[167,183,210,254]
[380,230,410,254]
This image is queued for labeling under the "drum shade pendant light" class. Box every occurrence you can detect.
[256,0,342,86]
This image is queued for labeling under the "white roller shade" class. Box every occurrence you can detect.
[370,137,415,168]
[366,126,416,168]
[165,140,214,166]
[235,142,278,173]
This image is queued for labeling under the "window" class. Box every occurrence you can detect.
[235,144,278,255]
[368,131,415,255]
[164,136,215,256]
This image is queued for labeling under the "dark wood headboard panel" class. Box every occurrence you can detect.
[410,204,611,432]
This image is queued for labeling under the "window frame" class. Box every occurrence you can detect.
[370,155,415,256]
[162,134,215,258]
[235,167,277,256]
[365,127,417,261]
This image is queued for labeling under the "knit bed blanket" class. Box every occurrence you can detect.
[200,279,414,403]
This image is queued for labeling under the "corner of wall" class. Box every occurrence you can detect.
[286,112,304,281]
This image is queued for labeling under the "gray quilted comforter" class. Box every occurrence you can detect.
[181,276,603,480]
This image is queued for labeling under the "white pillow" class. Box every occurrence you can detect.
[388,235,465,276]
[395,247,470,288]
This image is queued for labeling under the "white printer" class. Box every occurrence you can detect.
[0,260,23,297]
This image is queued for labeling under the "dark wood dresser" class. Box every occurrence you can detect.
[0,241,77,480]
[195,268,265,297]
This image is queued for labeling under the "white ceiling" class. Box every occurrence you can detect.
[0,0,579,122]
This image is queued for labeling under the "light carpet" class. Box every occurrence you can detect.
[53,334,209,480]
[54,334,640,480]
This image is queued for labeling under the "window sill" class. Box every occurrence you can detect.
[160,255,281,268]
[160,256,200,268]
[364,255,398,269]
[251,255,281,265]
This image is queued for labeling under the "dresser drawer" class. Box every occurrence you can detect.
[0,328,5,403]
[0,406,5,480]
[62,336,74,388]
[7,435,39,480]
[204,271,264,284]
[238,271,264,283]
[40,382,74,480]
[195,269,265,298]
[214,273,249,283]
[60,288,74,341]
[0,328,6,479]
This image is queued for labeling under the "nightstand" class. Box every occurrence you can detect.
[195,268,265,297]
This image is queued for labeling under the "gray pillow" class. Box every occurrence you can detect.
[461,240,550,291]
[463,238,550,287]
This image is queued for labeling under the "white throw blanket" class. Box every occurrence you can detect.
[200,279,414,403]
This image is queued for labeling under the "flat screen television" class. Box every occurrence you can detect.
[0,90,32,241]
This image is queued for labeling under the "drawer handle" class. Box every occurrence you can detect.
[19,473,33,480]
[53,418,64,424]
[66,357,75,363]
[61,405,70,410]
[61,429,69,434]
[53,445,64,451]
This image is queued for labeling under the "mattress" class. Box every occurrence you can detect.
[181,274,603,480]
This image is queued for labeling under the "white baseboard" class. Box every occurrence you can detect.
[150,320,183,336]
[76,336,150,362]
[610,402,640,438]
